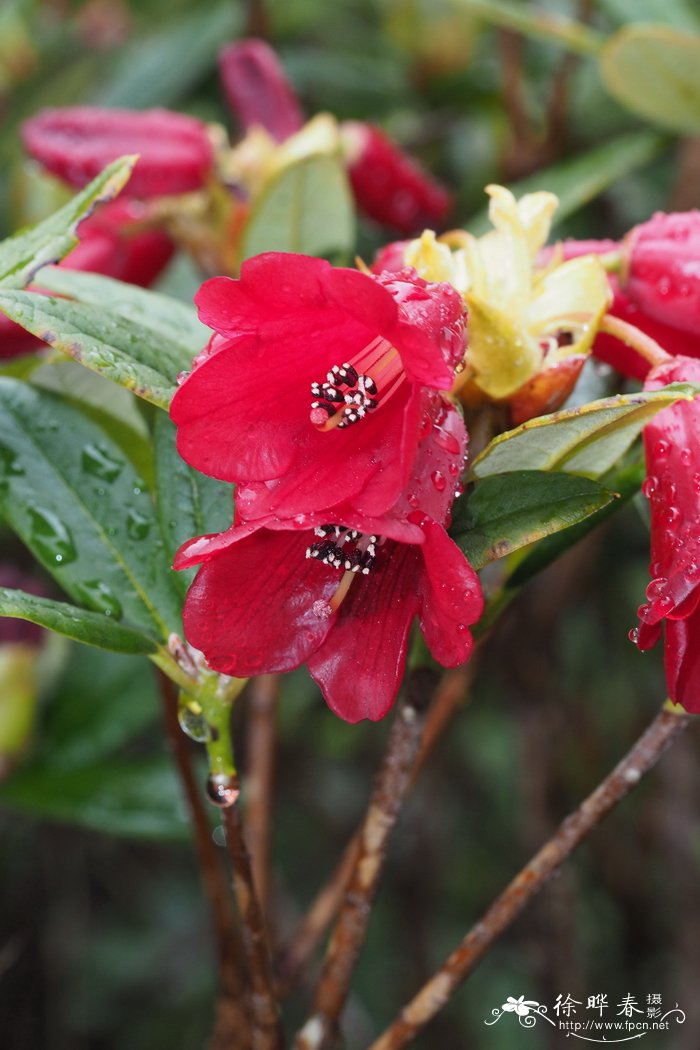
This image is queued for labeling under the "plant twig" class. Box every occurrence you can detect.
[245,674,280,921]
[368,704,691,1050]
[292,668,437,1050]
[157,673,250,1044]
[222,793,284,1050]
[276,665,475,995]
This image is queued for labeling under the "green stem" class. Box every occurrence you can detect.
[454,0,604,56]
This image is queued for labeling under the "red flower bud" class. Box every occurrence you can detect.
[623,211,700,337]
[341,122,450,235]
[22,106,213,198]
[219,38,304,143]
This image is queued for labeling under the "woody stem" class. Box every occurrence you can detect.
[367,703,691,1050]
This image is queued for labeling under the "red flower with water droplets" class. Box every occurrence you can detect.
[623,211,700,338]
[552,237,700,379]
[22,106,213,198]
[341,122,451,235]
[633,355,700,711]
[175,398,482,722]
[171,253,466,522]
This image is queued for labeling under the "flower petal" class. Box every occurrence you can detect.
[418,521,483,666]
[665,615,700,712]
[183,529,338,676]
[307,541,422,722]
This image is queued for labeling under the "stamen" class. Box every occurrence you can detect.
[305,528,382,606]
[309,338,403,431]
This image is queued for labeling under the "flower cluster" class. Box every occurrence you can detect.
[171,253,483,722]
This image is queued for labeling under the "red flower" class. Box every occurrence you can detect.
[341,121,451,235]
[623,211,700,338]
[552,237,700,379]
[219,39,304,143]
[170,253,466,522]
[633,355,700,711]
[22,106,213,198]
[175,399,482,722]
[0,199,175,359]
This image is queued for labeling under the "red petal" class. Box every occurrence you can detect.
[418,521,482,666]
[219,39,304,143]
[182,529,338,676]
[665,615,700,712]
[307,541,422,722]
[22,106,213,198]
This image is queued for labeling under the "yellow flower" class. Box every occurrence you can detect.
[222,114,341,198]
[401,185,612,401]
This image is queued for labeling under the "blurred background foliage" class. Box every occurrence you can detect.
[1,0,699,1047]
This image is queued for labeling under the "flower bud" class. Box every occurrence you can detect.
[22,106,214,198]
[341,121,450,234]
[219,39,304,143]
[622,211,700,337]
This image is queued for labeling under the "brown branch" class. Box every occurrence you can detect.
[276,664,475,995]
[222,792,284,1050]
[292,668,437,1050]
[245,674,280,920]
[368,705,691,1050]
[157,673,250,1045]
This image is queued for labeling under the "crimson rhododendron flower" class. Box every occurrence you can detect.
[175,398,482,721]
[633,355,700,711]
[623,211,700,338]
[22,106,213,198]
[170,252,466,522]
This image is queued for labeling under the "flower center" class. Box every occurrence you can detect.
[309,336,403,431]
[306,525,382,611]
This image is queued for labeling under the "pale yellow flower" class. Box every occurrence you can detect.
[222,114,341,198]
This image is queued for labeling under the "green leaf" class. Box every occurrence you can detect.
[0,756,190,842]
[0,378,182,638]
[450,471,615,571]
[36,266,207,352]
[468,132,666,235]
[0,588,157,654]
[0,157,136,290]
[470,385,697,480]
[153,414,233,594]
[0,290,194,408]
[600,25,700,134]
[508,455,646,589]
[240,153,355,262]
[32,648,159,770]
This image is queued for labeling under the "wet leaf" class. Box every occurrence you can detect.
[240,152,355,262]
[153,414,233,594]
[451,471,614,570]
[0,588,157,654]
[0,157,135,289]
[470,385,697,480]
[600,25,700,134]
[0,378,182,638]
[0,291,193,408]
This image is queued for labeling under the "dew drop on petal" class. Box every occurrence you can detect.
[654,440,671,459]
[431,470,446,492]
[642,475,658,499]
[681,447,693,467]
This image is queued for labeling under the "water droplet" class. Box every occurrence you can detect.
[628,626,640,644]
[456,623,470,635]
[407,492,419,508]
[419,413,432,440]
[686,561,700,580]
[74,580,123,618]
[81,442,124,482]
[645,576,668,601]
[178,704,211,743]
[176,370,190,385]
[693,473,700,494]
[126,509,151,540]
[641,475,658,499]
[206,774,239,808]
[433,427,460,455]
[654,439,671,460]
[681,447,693,467]
[431,470,446,492]
[661,506,681,527]
[29,508,77,565]
[637,602,654,624]
[655,595,674,616]
[448,462,459,477]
